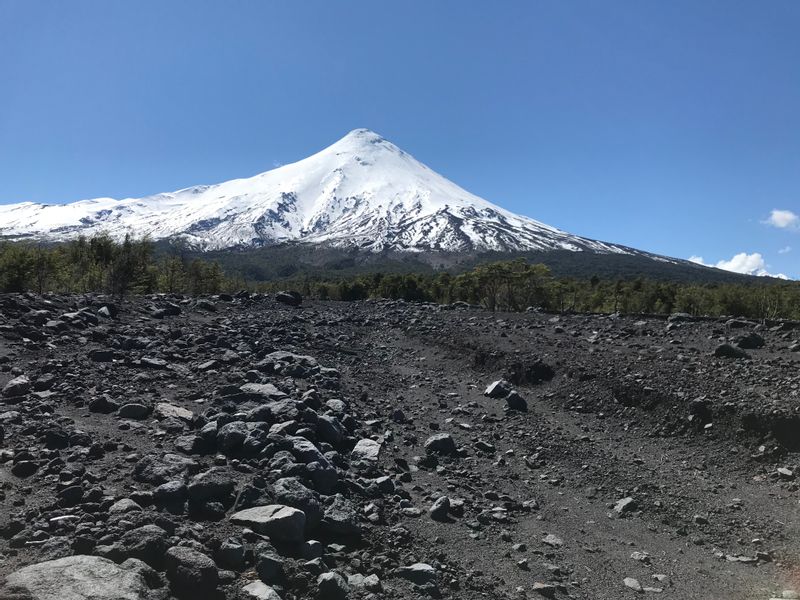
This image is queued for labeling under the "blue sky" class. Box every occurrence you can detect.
[1,1,798,277]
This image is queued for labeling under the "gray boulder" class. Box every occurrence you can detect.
[216,421,250,453]
[230,504,306,542]
[714,343,750,359]
[273,477,321,530]
[504,390,528,411]
[396,562,437,585]
[118,403,150,419]
[317,571,350,599]
[351,438,381,465]
[2,375,30,398]
[424,433,457,456]
[134,453,197,485]
[321,494,361,537]
[736,332,765,349]
[242,581,282,599]
[187,468,235,503]
[164,546,218,599]
[1,555,152,600]
[484,379,512,398]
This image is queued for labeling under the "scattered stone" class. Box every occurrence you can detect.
[317,571,350,599]
[2,375,30,397]
[424,432,457,456]
[275,291,302,307]
[242,581,282,600]
[429,495,450,521]
[155,402,194,422]
[351,438,381,465]
[542,533,563,547]
[614,497,637,514]
[164,546,218,599]
[321,494,361,537]
[624,577,643,592]
[1,555,150,600]
[186,467,236,502]
[396,562,437,586]
[505,390,528,411]
[231,505,306,542]
[736,332,765,349]
[119,403,150,419]
[714,344,750,359]
[531,582,557,598]
[485,380,513,398]
[109,498,143,514]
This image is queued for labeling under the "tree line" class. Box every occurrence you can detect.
[2,236,799,320]
[0,235,241,296]
[266,259,800,320]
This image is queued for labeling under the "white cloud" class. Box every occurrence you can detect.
[764,209,799,229]
[778,245,792,254]
[689,252,788,279]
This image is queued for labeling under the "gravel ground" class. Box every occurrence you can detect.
[0,292,798,600]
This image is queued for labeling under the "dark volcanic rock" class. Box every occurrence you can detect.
[2,375,30,397]
[134,453,197,485]
[424,432,457,456]
[1,293,799,600]
[187,468,235,503]
[736,332,765,349]
[714,343,750,359]
[164,545,219,599]
[275,290,302,307]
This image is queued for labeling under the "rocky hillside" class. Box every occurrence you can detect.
[0,293,798,600]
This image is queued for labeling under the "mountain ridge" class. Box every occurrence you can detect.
[0,129,671,262]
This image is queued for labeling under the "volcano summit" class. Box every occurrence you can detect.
[1,129,649,257]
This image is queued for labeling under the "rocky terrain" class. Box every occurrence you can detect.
[0,292,799,600]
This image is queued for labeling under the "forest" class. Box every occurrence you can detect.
[1,235,799,320]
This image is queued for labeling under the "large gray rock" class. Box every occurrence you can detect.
[287,436,338,493]
[351,439,381,465]
[736,332,765,349]
[230,504,306,542]
[187,468,235,502]
[242,581,282,599]
[164,546,218,599]
[504,390,528,411]
[424,433,457,456]
[217,421,250,453]
[120,524,168,567]
[714,344,750,359]
[2,555,151,600]
[267,399,300,422]
[2,375,30,398]
[273,477,321,530]
[321,494,361,537]
[118,403,150,419]
[317,415,346,445]
[484,379,512,399]
[155,402,194,421]
[396,562,437,585]
[240,382,287,401]
[317,571,350,599]
[134,453,197,485]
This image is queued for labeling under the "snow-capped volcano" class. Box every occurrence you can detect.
[1,129,638,255]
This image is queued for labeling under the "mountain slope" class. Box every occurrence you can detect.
[0,129,659,259]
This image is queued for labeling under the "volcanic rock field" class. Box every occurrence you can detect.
[0,292,799,600]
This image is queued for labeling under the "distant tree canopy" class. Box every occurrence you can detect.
[272,258,800,320]
[0,235,240,297]
[1,236,799,320]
